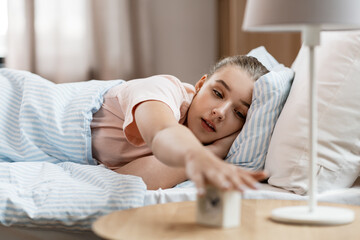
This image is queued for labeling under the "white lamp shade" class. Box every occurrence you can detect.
[243,0,360,32]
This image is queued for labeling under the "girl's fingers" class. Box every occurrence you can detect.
[205,169,231,191]
[236,168,267,189]
[185,160,205,196]
[237,167,268,181]
[251,171,268,181]
[187,159,267,195]
[224,166,246,192]
[206,164,260,192]
[193,173,206,196]
[239,172,260,190]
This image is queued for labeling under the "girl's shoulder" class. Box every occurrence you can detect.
[105,74,195,101]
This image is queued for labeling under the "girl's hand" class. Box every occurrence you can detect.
[184,150,267,195]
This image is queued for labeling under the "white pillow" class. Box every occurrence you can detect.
[247,46,280,70]
[265,31,360,194]
[225,47,294,171]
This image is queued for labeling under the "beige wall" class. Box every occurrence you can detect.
[6,0,300,84]
[218,0,301,67]
[132,0,218,85]
[6,0,218,84]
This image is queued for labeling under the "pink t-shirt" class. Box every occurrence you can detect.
[90,75,195,170]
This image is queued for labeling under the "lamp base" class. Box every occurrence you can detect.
[271,206,354,225]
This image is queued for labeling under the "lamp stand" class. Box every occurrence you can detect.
[270,26,355,225]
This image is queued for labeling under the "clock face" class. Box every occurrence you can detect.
[198,185,223,218]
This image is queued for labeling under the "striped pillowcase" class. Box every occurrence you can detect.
[225,56,294,171]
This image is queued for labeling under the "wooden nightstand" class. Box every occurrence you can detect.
[92,199,359,240]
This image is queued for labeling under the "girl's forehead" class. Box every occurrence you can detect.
[208,66,254,101]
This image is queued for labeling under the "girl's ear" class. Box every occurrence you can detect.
[195,75,207,93]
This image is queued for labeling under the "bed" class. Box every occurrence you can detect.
[0,30,359,239]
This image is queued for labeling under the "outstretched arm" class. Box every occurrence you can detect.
[115,125,239,190]
[114,155,187,190]
[132,100,266,194]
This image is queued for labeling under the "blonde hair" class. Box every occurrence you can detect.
[208,55,269,81]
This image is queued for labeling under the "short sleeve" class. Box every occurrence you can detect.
[117,75,193,146]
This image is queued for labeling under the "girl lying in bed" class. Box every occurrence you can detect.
[90,55,269,195]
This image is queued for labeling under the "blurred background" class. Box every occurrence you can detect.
[0,0,301,84]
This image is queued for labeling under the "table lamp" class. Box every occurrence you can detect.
[242,0,360,225]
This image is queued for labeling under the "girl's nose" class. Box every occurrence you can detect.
[212,103,231,121]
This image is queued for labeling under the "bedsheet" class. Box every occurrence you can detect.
[145,178,360,206]
[0,162,146,230]
[0,69,147,230]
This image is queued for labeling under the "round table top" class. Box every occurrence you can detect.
[92,199,359,240]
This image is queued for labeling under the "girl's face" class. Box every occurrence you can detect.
[186,66,254,144]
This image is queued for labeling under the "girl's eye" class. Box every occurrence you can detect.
[213,89,223,99]
[234,109,246,120]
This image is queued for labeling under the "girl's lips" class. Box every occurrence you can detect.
[201,118,216,132]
